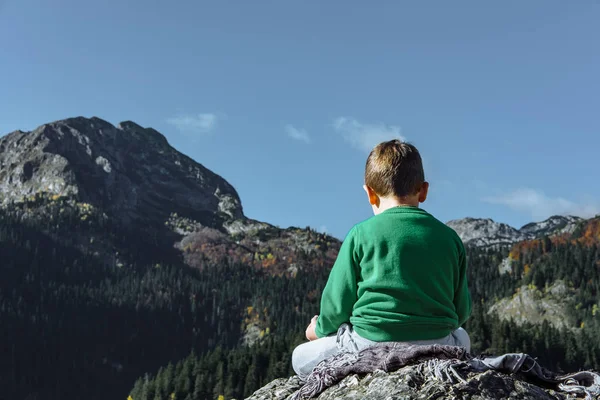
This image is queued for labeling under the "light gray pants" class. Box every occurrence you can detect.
[292,324,471,380]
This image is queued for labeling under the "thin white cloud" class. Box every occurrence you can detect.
[285,124,311,143]
[318,225,328,234]
[483,188,600,220]
[332,117,405,153]
[167,113,218,134]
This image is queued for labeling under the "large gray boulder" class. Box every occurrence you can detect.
[247,365,583,400]
[247,345,599,400]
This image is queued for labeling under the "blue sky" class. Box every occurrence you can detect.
[1,1,598,239]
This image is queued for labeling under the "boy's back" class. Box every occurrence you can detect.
[344,206,470,342]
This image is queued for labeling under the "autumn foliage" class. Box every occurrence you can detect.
[509,218,600,262]
[177,226,340,277]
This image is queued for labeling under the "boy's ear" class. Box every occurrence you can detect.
[418,181,429,203]
[363,185,379,206]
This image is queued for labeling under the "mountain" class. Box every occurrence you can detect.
[0,117,339,271]
[446,215,584,247]
[0,117,340,400]
[0,117,243,229]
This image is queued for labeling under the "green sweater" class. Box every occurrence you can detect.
[315,206,471,342]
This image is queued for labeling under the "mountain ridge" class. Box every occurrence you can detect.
[446,215,583,247]
[0,116,590,251]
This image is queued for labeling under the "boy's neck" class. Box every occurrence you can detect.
[375,195,419,214]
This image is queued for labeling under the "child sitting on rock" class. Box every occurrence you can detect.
[292,139,472,380]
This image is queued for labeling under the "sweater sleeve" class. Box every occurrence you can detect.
[454,242,472,327]
[315,226,360,338]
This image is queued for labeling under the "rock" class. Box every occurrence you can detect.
[224,218,273,236]
[498,255,513,275]
[246,364,572,399]
[0,117,244,229]
[245,376,303,400]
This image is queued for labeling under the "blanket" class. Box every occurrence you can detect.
[291,344,600,400]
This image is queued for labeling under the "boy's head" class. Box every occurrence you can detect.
[363,139,429,214]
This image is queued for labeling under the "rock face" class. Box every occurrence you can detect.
[447,215,583,247]
[0,117,244,228]
[247,365,571,400]
[488,281,576,329]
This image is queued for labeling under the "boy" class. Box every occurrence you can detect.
[292,139,472,380]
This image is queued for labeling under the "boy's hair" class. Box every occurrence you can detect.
[365,139,425,198]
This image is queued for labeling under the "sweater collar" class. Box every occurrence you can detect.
[381,205,428,215]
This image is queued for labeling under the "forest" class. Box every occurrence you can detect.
[0,200,599,400]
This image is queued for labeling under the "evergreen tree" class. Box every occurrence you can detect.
[243,361,259,398]
[192,374,204,400]
[212,361,225,400]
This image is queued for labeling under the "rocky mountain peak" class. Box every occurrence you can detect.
[446,217,526,247]
[519,215,582,236]
[117,120,170,148]
[0,116,244,228]
[447,215,584,247]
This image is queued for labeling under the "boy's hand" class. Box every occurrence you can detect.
[305,315,319,341]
